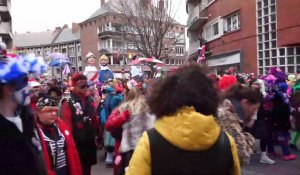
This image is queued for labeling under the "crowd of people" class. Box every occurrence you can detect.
[0,42,299,175]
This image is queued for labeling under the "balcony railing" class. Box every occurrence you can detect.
[187,3,208,31]
[98,47,125,54]
[0,22,12,35]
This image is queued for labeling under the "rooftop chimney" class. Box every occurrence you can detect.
[72,23,80,33]
[55,27,62,31]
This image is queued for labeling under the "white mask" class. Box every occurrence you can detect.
[14,85,30,106]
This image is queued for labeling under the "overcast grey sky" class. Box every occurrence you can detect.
[11,0,187,34]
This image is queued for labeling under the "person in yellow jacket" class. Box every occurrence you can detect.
[125,64,241,175]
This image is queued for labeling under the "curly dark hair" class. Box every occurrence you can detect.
[147,64,219,118]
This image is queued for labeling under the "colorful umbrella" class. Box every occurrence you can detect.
[48,53,71,67]
[28,78,41,87]
[131,57,164,65]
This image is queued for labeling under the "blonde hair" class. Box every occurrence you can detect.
[99,55,109,62]
[118,87,149,115]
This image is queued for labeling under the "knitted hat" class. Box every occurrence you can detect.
[71,73,87,87]
[36,96,56,109]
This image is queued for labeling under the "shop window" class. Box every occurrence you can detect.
[258,18,262,26]
[259,43,263,50]
[264,25,269,33]
[288,66,294,73]
[279,57,285,65]
[297,56,300,64]
[272,50,277,57]
[271,14,276,22]
[258,35,263,42]
[271,23,276,31]
[264,33,269,41]
[271,41,276,48]
[258,27,263,33]
[287,56,294,64]
[265,42,269,50]
[265,59,270,66]
[259,60,263,67]
[296,47,300,55]
[263,7,269,15]
[288,48,294,55]
[264,16,269,24]
[265,50,270,57]
[271,32,276,40]
[263,0,268,7]
[272,58,277,65]
[279,48,285,56]
[259,51,263,58]
[257,1,262,9]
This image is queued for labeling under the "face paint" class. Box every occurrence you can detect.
[14,85,30,106]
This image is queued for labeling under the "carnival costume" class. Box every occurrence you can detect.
[0,43,48,174]
[83,52,99,83]
[98,55,114,84]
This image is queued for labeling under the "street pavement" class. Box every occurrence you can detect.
[92,148,300,175]
[242,148,300,175]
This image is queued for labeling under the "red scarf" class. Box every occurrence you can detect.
[37,118,82,175]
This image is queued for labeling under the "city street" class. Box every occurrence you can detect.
[92,148,300,175]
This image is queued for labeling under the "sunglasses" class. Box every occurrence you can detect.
[80,84,89,89]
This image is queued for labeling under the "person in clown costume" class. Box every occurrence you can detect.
[0,43,48,174]
[83,52,99,84]
[98,55,114,84]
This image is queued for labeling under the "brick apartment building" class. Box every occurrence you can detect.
[80,0,186,72]
[0,0,12,48]
[187,0,300,75]
[13,24,82,77]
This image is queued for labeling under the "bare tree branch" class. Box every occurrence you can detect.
[116,0,185,60]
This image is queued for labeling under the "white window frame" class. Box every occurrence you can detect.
[224,12,240,33]
[203,17,223,42]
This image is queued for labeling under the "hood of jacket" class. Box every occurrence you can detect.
[155,107,220,151]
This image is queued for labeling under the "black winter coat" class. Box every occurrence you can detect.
[270,93,291,132]
[0,106,47,175]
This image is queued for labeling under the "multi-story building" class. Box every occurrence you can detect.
[13,23,82,77]
[0,0,12,48]
[257,0,300,75]
[187,0,300,75]
[80,0,186,72]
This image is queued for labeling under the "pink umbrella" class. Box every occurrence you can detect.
[131,57,164,65]
[28,78,41,87]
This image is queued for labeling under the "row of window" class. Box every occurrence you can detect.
[203,12,240,41]
[18,44,82,63]
[97,23,182,39]
[164,59,185,65]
